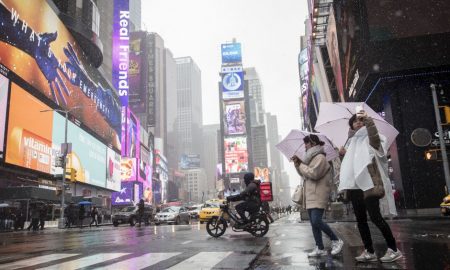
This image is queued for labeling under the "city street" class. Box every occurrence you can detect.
[0,215,449,269]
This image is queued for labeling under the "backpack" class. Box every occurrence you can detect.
[254,179,273,202]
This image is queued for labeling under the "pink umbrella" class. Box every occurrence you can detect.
[314,102,399,148]
[276,130,338,162]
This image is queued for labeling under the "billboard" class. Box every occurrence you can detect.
[6,83,55,174]
[221,66,244,100]
[299,48,310,129]
[121,107,140,158]
[221,43,242,63]
[113,0,130,106]
[106,147,121,191]
[0,0,122,150]
[223,100,246,135]
[121,157,137,181]
[0,74,9,157]
[52,113,107,188]
[326,8,345,102]
[224,137,248,174]
[111,182,134,206]
[254,167,270,182]
[179,154,201,170]
[129,33,148,114]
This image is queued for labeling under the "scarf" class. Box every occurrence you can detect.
[303,145,325,165]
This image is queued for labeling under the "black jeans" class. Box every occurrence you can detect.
[235,201,259,222]
[348,189,397,253]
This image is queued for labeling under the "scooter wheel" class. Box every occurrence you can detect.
[206,217,226,238]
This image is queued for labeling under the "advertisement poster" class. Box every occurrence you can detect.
[254,167,270,182]
[153,180,161,204]
[221,43,242,63]
[326,8,345,102]
[5,84,54,174]
[121,107,140,158]
[121,157,137,181]
[52,113,107,188]
[106,147,121,191]
[0,0,122,150]
[224,137,248,174]
[179,154,201,170]
[0,74,9,156]
[224,100,246,135]
[113,0,130,107]
[111,182,134,206]
[129,33,147,114]
[221,67,244,100]
[299,48,310,130]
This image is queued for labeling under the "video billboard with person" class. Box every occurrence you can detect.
[224,137,248,174]
[223,100,246,135]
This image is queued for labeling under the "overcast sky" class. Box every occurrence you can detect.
[142,0,309,190]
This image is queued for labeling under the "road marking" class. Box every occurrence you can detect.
[0,254,79,270]
[275,241,281,246]
[94,252,180,270]
[38,253,129,270]
[167,252,233,270]
[181,240,192,245]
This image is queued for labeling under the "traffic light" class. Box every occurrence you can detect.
[65,168,77,182]
[425,149,439,160]
[439,106,450,125]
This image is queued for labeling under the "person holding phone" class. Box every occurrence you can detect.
[339,107,401,263]
[292,135,344,257]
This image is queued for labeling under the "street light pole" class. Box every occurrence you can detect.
[58,110,69,229]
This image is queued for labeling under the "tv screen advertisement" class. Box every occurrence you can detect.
[106,147,121,191]
[113,0,130,107]
[0,0,122,150]
[221,43,242,63]
[0,73,9,157]
[121,107,140,158]
[179,154,201,169]
[223,100,246,136]
[129,33,148,114]
[221,66,244,100]
[224,136,248,174]
[111,182,134,206]
[121,157,137,181]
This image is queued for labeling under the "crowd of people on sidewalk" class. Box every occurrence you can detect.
[291,109,403,263]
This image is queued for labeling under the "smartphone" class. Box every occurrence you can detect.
[355,105,364,114]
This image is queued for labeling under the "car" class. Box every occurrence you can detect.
[440,194,450,216]
[199,202,223,224]
[154,206,191,225]
[187,204,203,219]
[112,204,155,227]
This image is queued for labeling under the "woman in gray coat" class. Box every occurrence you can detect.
[292,135,343,257]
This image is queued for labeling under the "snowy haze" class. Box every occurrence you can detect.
[141,0,309,190]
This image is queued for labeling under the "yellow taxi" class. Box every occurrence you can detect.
[440,194,450,216]
[199,199,225,224]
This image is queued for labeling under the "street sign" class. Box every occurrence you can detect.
[61,143,72,155]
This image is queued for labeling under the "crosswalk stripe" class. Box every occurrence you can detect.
[167,252,232,270]
[181,240,192,245]
[37,253,129,270]
[94,252,181,270]
[0,254,79,270]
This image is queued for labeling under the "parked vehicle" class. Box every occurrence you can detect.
[187,204,203,219]
[112,204,155,227]
[440,194,450,216]
[154,206,190,225]
[206,201,270,238]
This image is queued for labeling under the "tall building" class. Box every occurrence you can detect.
[184,169,207,203]
[165,49,178,170]
[245,68,265,126]
[175,57,203,160]
[251,125,268,168]
[202,124,220,199]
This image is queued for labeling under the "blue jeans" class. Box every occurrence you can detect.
[308,208,338,250]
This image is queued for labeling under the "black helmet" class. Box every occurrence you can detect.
[244,172,254,185]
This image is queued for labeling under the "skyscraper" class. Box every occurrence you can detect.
[202,124,220,199]
[165,49,178,170]
[245,67,265,126]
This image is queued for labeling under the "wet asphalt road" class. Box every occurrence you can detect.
[0,215,449,269]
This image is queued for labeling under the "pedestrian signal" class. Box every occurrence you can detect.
[425,149,440,160]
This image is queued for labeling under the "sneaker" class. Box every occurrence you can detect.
[380,248,403,263]
[308,246,328,257]
[355,249,378,262]
[331,239,344,255]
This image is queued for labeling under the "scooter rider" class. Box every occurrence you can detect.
[227,173,261,228]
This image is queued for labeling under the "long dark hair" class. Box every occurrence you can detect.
[303,134,325,146]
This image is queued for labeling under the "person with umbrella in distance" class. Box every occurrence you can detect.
[78,204,86,228]
[291,134,344,257]
[338,107,402,263]
[89,206,99,227]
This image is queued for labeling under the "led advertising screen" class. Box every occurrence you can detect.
[111,182,134,206]
[179,154,201,169]
[221,43,242,63]
[223,100,246,136]
[254,167,270,182]
[326,8,345,102]
[52,113,107,188]
[113,0,130,107]
[121,107,140,158]
[121,157,137,181]
[6,83,55,174]
[129,32,148,114]
[224,137,248,174]
[0,73,9,157]
[0,0,122,150]
[106,147,121,191]
[221,66,244,100]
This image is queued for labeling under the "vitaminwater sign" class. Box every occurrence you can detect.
[113,0,130,107]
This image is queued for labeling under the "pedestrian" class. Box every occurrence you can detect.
[137,199,145,227]
[292,134,344,257]
[89,206,99,227]
[30,205,40,231]
[78,205,85,228]
[339,109,402,263]
[39,204,47,230]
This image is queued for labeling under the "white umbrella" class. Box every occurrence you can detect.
[314,102,399,148]
[275,130,338,162]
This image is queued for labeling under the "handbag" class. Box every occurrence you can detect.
[363,162,385,199]
[292,184,304,205]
